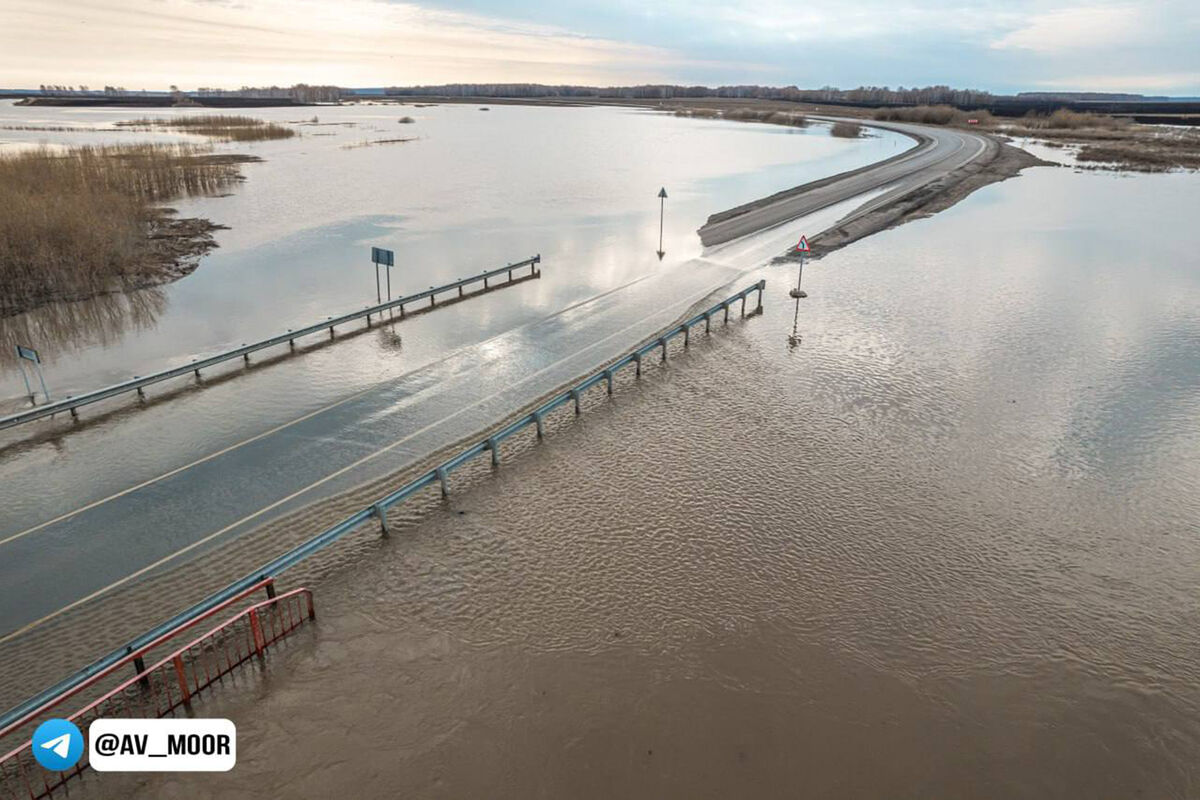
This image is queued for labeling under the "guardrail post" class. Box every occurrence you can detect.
[373,503,389,536]
[741,295,747,316]
[604,369,614,395]
[633,352,642,377]
[136,385,145,399]
[437,467,449,497]
[458,285,463,297]
[484,276,489,289]
[172,655,191,704]
[265,581,276,600]
[487,437,500,466]
[534,411,545,438]
[757,279,766,309]
[508,269,513,280]
[400,304,405,318]
[69,406,78,419]
[723,303,730,324]
[249,609,265,658]
[684,326,690,347]
[306,592,316,620]
[131,648,149,688]
[570,388,581,415]
[660,338,668,362]
[429,293,435,307]
[704,313,711,334]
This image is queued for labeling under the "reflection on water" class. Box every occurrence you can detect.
[0,290,165,406]
[0,100,907,406]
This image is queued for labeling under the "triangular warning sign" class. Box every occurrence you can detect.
[794,235,810,253]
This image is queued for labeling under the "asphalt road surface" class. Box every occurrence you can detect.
[0,118,996,641]
[698,118,994,246]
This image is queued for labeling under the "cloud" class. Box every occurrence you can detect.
[0,0,706,88]
[990,5,1149,51]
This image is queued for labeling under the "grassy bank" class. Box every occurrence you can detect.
[0,144,255,316]
[116,114,296,142]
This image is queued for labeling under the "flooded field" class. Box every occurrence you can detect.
[99,159,1200,797]
[0,101,906,407]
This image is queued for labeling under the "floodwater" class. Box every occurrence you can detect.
[94,158,1200,797]
[0,101,905,406]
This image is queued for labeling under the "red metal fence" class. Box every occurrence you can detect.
[0,587,314,800]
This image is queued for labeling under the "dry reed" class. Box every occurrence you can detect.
[0,144,248,315]
[116,114,296,142]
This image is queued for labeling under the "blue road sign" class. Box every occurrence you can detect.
[371,247,394,267]
[15,345,39,363]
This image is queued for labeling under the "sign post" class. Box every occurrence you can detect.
[371,247,395,303]
[657,187,668,261]
[15,345,50,404]
[789,235,810,299]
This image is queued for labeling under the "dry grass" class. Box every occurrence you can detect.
[340,137,417,150]
[873,105,995,127]
[116,114,296,142]
[830,120,864,138]
[1017,109,1128,130]
[999,111,1200,172]
[0,144,249,315]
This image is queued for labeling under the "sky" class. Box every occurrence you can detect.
[1,0,1197,94]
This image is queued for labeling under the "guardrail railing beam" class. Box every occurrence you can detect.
[0,254,542,432]
[0,279,763,739]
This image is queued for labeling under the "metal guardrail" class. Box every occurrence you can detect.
[0,278,764,737]
[0,255,541,431]
[0,588,314,800]
[0,578,277,745]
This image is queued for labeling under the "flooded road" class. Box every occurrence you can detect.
[100,161,1200,797]
[0,102,911,641]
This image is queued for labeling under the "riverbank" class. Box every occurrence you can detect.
[0,145,256,318]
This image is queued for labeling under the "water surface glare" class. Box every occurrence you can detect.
[107,163,1200,797]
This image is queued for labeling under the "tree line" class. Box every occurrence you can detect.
[380,83,999,107]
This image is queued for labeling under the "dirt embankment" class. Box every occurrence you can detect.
[779,139,1049,263]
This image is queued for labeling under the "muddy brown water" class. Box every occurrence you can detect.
[7,160,1197,799]
[61,164,1198,799]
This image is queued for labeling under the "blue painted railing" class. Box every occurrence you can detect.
[0,255,541,431]
[0,278,764,732]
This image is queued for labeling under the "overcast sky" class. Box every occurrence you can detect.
[2,0,1197,94]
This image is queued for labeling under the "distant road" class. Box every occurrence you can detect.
[698,118,994,246]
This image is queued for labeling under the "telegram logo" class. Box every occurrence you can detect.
[32,718,84,771]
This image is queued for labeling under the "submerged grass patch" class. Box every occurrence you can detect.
[116,114,296,142]
[0,144,255,315]
[830,120,864,138]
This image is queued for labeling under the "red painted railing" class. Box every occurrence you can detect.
[0,577,277,746]
[0,587,314,800]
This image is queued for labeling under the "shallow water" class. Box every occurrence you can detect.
[0,102,905,402]
[92,160,1200,798]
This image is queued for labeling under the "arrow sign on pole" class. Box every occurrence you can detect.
[657,187,668,261]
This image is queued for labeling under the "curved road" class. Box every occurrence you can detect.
[699,118,994,246]
[0,116,998,650]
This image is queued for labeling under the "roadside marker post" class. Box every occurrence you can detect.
[789,235,810,300]
[15,345,50,404]
[371,247,395,303]
[657,187,668,260]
